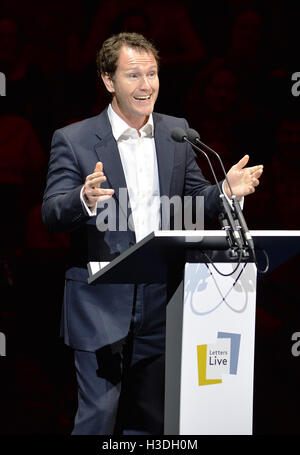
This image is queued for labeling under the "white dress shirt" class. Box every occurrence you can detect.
[108,104,161,242]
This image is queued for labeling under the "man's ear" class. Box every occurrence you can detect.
[101,72,115,93]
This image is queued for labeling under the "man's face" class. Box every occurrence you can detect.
[102,46,159,129]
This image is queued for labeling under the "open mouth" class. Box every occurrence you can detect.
[133,94,152,101]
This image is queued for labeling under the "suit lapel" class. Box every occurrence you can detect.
[93,109,133,232]
[93,109,128,203]
[153,113,174,197]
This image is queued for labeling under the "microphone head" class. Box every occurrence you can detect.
[186,128,200,143]
[171,127,187,143]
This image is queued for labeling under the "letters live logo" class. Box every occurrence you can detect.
[197,332,241,386]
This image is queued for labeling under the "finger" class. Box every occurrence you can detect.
[234,155,249,171]
[85,172,104,190]
[247,169,263,182]
[98,194,114,202]
[247,165,264,174]
[90,192,114,204]
[247,185,255,194]
[86,171,104,180]
[253,170,263,179]
[88,175,107,188]
[252,177,260,187]
[100,188,114,196]
[94,161,103,173]
[88,188,114,197]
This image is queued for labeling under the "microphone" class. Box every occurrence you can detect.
[171,127,244,252]
[186,128,254,252]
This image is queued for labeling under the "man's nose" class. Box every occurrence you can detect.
[139,75,151,90]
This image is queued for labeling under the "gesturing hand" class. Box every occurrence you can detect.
[83,161,114,211]
[224,155,263,199]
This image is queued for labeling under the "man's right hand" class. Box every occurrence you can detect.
[83,161,114,211]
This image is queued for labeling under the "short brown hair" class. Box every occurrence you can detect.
[96,32,159,78]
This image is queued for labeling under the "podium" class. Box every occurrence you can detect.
[88,230,300,435]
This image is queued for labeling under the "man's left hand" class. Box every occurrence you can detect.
[224,155,263,198]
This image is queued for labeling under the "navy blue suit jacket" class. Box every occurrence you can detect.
[42,108,221,351]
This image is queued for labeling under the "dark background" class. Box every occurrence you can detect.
[0,0,299,435]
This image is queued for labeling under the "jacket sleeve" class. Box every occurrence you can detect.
[42,129,91,233]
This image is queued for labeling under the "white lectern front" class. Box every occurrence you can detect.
[88,230,300,435]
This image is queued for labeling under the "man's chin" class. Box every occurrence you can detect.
[137,105,155,117]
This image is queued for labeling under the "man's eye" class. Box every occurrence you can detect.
[129,73,138,78]
[148,72,156,78]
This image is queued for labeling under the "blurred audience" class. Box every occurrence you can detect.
[0,108,46,258]
[0,17,53,148]
[184,57,271,168]
[269,112,300,229]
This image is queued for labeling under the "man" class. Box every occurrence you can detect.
[42,32,263,435]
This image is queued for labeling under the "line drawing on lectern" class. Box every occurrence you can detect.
[184,262,253,315]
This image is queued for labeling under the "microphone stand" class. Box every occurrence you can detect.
[186,128,270,273]
[171,128,244,256]
[186,128,254,257]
